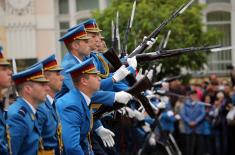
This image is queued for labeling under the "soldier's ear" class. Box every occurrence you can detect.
[23,83,33,94]
[71,41,79,49]
[80,76,88,86]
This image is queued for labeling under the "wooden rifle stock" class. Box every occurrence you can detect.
[102,48,156,118]
[93,76,154,120]
[103,48,137,86]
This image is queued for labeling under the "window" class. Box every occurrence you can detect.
[206,11,231,75]
[8,58,38,72]
[76,0,99,11]
[76,18,89,24]
[59,22,70,57]
[206,0,230,3]
[59,0,69,14]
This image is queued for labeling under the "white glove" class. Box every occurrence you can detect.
[156,101,166,109]
[147,69,154,81]
[138,105,145,113]
[115,91,133,104]
[133,110,145,121]
[95,126,115,147]
[142,122,151,132]
[175,114,181,120]
[143,36,157,50]
[146,94,156,100]
[149,133,156,146]
[127,56,137,70]
[112,65,130,82]
[162,82,169,91]
[117,107,127,115]
[167,110,174,117]
[124,107,136,118]
[156,63,162,73]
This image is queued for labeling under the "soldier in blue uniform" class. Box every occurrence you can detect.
[35,54,64,154]
[58,24,132,106]
[7,64,50,155]
[56,58,102,155]
[58,25,133,151]
[82,19,135,91]
[0,47,12,155]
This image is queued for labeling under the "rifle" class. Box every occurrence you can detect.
[138,108,176,155]
[10,58,19,99]
[93,75,153,120]
[116,11,121,54]
[136,44,221,62]
[111,20,117,50]
[163,30,171,49]
[155,30,171,53]
[121,0,137,58]
[154,90,212,107]
[153,75,182,88]
[129,0,194,58]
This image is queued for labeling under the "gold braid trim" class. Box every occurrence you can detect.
[6,125,12,155]
[96,53,109,78]
[39,137,44,150]
[56,111,64,155]
[57,121,64,155]
[87,107,93,153]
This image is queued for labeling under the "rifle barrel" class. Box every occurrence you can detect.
[129,0,194,58]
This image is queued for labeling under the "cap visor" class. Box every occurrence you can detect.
[87,70,100,74]
[0,60,10,66]
[31,77,49,83]
[78,36,91,40]
[47,67,63,71]
[86,29,102,33]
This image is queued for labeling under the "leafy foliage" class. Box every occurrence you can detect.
[93,0,219,78]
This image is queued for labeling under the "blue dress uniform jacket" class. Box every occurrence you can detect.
[160,102,176,132]
[160,111,176,132]
[180,99,206,134]
[7,97,40,155]
[37,97,59,150]
[56,88,93,155]
[0,106,8,155]
[60,52,115,106]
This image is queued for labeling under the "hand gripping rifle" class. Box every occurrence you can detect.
[136,44,221,62]
[93,75,153,120]
[128,0,194,58]
[102,48,156,118]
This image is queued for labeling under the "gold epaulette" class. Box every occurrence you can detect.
[96,53,110,78]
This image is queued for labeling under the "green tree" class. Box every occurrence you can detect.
[93,0,219,79]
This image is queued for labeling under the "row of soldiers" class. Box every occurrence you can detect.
[0,18,162,155]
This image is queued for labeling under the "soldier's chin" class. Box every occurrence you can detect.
[39,97,47,103]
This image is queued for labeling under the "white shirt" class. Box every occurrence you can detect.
[73,54,83,64]
[22,98,37,114]
[46,94,54,105]
[80,91,91,106]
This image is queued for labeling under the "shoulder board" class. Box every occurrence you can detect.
[18,107,27,117]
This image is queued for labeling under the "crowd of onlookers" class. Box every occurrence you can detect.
[166,74,235,155]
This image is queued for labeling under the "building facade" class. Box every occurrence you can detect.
[0,0,234,75]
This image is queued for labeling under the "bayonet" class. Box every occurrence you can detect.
[129,0,195,57]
